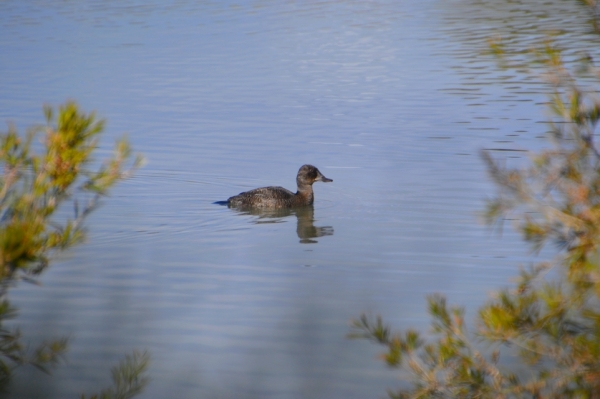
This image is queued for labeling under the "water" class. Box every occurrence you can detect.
[1,1,599,398]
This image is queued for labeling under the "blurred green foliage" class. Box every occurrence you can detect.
[0,102,147,394]
[0,101,142,278]
[80,351,150,399]
[351,7,600,399]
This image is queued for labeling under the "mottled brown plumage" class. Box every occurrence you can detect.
[227,165,332,208]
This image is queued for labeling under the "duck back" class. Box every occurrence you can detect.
[228,186,304,208]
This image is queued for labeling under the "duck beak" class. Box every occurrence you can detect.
[317,174,333,183]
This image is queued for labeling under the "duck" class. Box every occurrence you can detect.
[222,164,332,208]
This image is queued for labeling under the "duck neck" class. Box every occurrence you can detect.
[296,184,314,205]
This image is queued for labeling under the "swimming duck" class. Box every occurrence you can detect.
[224,164,332,208]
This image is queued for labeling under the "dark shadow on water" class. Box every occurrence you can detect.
[225,205,334,244]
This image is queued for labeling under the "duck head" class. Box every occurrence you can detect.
[297,164,333,187]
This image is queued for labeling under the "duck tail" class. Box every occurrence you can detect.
[213,200,229,206]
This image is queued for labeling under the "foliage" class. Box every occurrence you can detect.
[0,102,144,391]
[579,0,600,32]
[80,351,150,399]
[0,298,68,387]
[0,101,142,279]
[351,16,600,399]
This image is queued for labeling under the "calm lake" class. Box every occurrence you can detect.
[1,1,598,398]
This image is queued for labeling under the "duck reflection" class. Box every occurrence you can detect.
[231,206,333,244]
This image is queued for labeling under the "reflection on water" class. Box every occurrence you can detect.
[230,206,334,244]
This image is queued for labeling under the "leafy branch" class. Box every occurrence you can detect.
[351,22,600,399]
[0,102,144,390]
[0,101,143,280]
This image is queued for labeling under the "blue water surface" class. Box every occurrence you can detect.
[1,1,597,398]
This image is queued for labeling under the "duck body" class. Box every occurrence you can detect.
[228,186,305,208]
[225,164,332,209]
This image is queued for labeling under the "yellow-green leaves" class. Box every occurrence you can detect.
[354,32,600,399]
[44,101,103,193]
[0,102,148,398]
[0,102,141,279]
[0,102,142,389]
[79,351,150,399]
